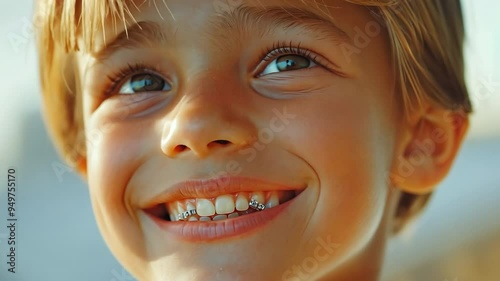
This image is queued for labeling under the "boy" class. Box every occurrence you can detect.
[35,0,471,280]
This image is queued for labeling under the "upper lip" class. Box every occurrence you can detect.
[142,176,306,208]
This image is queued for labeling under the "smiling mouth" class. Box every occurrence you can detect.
[145,190,301,222]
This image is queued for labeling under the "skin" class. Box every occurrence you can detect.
[74,0,469,280]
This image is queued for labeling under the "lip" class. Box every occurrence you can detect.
[140,176,307,242]
[143,188,303,242]
[141,176,306,208]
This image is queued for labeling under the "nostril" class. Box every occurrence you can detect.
[215,140,230,145]
[207,139,232,149]
[174,145,188,153]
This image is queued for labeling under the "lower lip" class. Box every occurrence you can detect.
[144,195,298,242]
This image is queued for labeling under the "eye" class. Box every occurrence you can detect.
[260,54,317,76]
[118,73,172,94]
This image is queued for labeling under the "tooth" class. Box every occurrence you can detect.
[177,202,186,214]
[188,216,198,221]
[196,199,215,216]
[186,202,196,212]
[215,195,235,214]
[199,216,211,221]
[228,213,239,219]
[236,193,249,211]
[251,192,265,204]
[213,215,227,221]
[166,203,179,221]
[266,192,279,208]
[169,213,176,221]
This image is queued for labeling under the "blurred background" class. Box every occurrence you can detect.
[0,1,499,281]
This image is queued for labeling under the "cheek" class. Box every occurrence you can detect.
[86,118,146,207]
[280,83,393,250]
[84,114,157,272]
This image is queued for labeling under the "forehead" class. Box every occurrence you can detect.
[87,0,376,56]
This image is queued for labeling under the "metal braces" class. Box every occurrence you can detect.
[177,209,197,221]
[249,199,266,211]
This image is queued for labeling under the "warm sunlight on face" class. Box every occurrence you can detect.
[77,1,399,280]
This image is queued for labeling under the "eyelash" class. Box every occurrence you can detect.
[104,41,325,95]
[105,63,164,97]
[260,40,320,64]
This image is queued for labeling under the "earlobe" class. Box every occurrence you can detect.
[75,157,88,178]
[389,106,469,194]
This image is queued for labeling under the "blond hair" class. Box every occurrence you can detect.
[35,0,472,232]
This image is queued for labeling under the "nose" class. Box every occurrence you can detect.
[161,94,257,158]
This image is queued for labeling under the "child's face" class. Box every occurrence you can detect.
[78,0,400,280]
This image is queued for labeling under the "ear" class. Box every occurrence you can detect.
[389,105,469,194]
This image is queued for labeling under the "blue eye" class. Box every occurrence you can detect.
[119,73,171,94]
[261,54,317,76]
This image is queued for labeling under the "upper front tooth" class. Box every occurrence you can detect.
[196,199,215,216]
[215,195,235,214]
[236,192,249,211]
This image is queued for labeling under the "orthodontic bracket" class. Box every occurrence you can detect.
[249,199,266,211]
[177,209,197,221]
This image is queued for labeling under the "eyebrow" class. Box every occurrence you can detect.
[93,21,168,60]
[93,5,351,61]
